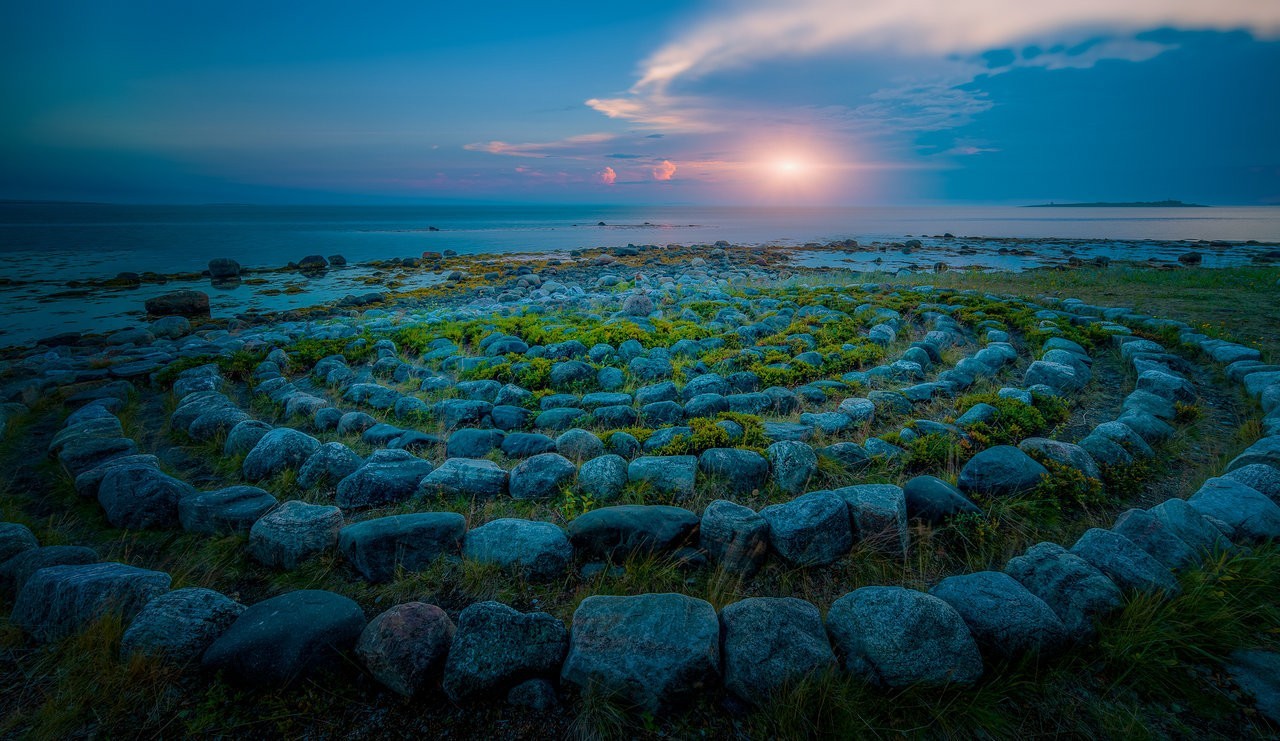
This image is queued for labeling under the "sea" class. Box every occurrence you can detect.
[1,202,1278,347]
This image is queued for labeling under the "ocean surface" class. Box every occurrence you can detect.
[1,203,1278,347]
[3,203,1280,280]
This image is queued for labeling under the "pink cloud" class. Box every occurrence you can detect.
[652,160,677,181]
[596,166,617,185]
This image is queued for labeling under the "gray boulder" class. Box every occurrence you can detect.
[903,475,981,525]
[577,454,628,501]
[826,586,982,687]
[97,464,196,530]
[699,500,769,577]
[567,505,698,560]
[957,445,1047,497]
[1222,464,1280,504]
[202,589,366,686]
[417,458,508,500]
[179,486,278,535]
[1112,508,1199,569]
[759,491,853,567]
[0,545,98,596]
[12,562,171,642]
[463,519,572,581]
[766,441,817,495]
[697,448,769,495]
[1069,527,1180,595]
[443,601,568,703]
[929,571,1068,660]
[338,513,465,582]
[1188,477,1280,542]
[0,522,38,564]
[248,500,343,569]
[121,587,245,662]
[1227,436,1280,472]
[720,597,835,703]
[561,593,719,713]
[297,442,364,489]
[242,428,320,481]
[833,484,908,556]
[1017,438,1101,480]
[336,450,434,509]
[557,428,604,462]
[509,453,578,500]
[1004,542,1123,640]
[627,455,697,499]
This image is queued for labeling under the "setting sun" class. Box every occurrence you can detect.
[773,159,806,176]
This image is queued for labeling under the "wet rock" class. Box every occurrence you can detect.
[145,290,210,317]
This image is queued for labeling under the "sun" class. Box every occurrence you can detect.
[773,158,806,176]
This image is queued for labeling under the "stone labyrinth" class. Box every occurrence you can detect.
[4,276,1280,714]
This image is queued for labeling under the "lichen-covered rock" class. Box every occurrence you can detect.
[1112,508,1200,569]
[463,519,572,581]
[356,602,455,697]
[759,491,853,567]
[12,562,171,642]
[766,441,817,495]
[202,590,366,686]
[561,593,719,713]
[699,500,769,577]
[443,601,568,703]
[1221,464,1280,504]
[826,586,982,687]
[297,442,363,490]
[121,587,245,662]
[930,571,1069,660]
[338,513,465,582]
[248,500,343,569]
[719,597,835,703]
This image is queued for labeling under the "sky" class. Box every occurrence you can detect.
[1,0,1279,205]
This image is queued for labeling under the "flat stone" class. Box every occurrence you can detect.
[627,455,698,499]
[417,458,509,500]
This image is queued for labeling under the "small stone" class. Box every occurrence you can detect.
[567,505,698,560]
[577,454,628,501]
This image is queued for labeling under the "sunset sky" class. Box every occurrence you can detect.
[3,0,1279,205]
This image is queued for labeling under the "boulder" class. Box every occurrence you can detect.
[567,505,698,560]
[929,571,1068,660]
[577,454,628,501]
[356,602,455,697]
[1227,436,1280,472]
[1004,542,1123,640]
[202,590,366,686]
[697,448,769,495]
[12,562,171,642]
[699,500,770,577]
[720,597,835,703]
[446,428,505,459]
[832,484,908,556]
[556,428,604,462]
[1069,528,1180,596]
[121,587,245,662]
[627,455,698,499]
[242,428,320,481]
[145,290,210,317]
[0,545,98,596]
[178,486,278,535]
[248,500,343,569]
[957,445,1048,497]
[826,586,983,687]
[1187,477,1280,542]
[417,458,508,500]
[1221,464,1280,504]
[443,601,568,703]
[561,593,719,713]
[338,513,465,582]
[0,522,38,564]
[297,442,364,489]
[1017,438,1101,480]
[766,441,817,495]
[336,450,434,509]
[1111,508,1199,569]
[509,453,578,500]
[463,519,572,581]
[97,464,196,530]
[903,476,981,525]
[759,491,853,567]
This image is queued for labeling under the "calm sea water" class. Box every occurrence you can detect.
[2,203,1279,281]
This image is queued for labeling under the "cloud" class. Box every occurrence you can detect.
[596,166,617,185]
[652,160,677,180]
[592,0,1280,131]
[463,132,616,158]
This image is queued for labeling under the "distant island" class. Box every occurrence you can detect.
[1025,199,1209,208]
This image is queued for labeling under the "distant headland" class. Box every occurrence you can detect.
[1025,199,1209,208]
